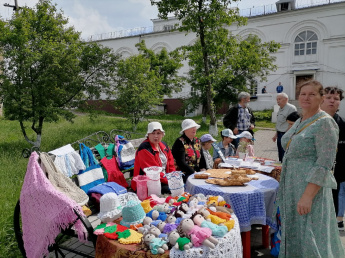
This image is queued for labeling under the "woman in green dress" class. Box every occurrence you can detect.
[276,80,345,257]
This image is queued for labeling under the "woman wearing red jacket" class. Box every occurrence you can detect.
[131,122,175,193]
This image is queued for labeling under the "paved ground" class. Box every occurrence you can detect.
[50,128,345,257]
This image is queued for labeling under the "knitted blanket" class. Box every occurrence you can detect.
[39,152,89,206]
[20,152,87,258]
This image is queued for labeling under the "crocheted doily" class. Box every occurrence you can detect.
[169,215,242,258]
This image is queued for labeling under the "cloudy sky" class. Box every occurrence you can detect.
[0,0,281,39]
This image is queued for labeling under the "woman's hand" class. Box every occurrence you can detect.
[297,195,313,215]
[297,183,321,215]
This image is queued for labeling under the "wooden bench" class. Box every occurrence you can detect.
[14,129,145,258]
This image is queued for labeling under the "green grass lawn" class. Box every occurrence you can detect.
[0,112,274,256]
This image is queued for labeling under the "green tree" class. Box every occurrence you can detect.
[113,40,184,130]
[185,34,280,117]
[114,54,163,131]
[151,0,247,135]
[135,40,184,97]
[151,0,280,135]
[0,0,119,148]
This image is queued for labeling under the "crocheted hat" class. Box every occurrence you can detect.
[98,193,123,223]
[120,200,146,227]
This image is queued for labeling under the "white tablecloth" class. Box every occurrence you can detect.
[186,173,279,232]
[170,214,242,258]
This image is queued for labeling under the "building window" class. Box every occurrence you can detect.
[294,31,318,56]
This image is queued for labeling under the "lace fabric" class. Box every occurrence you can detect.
[170,215,242,258]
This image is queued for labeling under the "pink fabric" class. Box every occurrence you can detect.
[20,152,87,258]
[187,225,212,247]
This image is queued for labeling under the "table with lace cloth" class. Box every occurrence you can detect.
[95,215,242,258]
[186,173,279,258]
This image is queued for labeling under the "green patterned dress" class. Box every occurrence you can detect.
[276,111,345,257]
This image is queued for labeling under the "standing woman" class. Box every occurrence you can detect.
[172,119,206,182]
[276,80,344,257]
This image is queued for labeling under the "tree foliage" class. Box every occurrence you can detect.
[185,34,280,113]
[113,40,184,130]
[151,0,280,134]
[135,40,184,97]
[0,0,119,148]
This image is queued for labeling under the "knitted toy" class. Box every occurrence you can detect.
[146,209,168,221]
[143,233,169,255]
[166,196,182,206]
[149,226,167,240]
[157,221,178,234]
[199,208,235,231]
[191,212,228,237]
[153,203,171,213]
[141,200,153,213]
[142,216,162,228]
[179,218,218,248]
[179,203,190,213]
[168,230,193,251]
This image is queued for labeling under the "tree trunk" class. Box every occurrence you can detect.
[198,8,218,136]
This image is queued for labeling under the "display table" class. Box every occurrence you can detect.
[185,173,279,258]
[95,215,243,258]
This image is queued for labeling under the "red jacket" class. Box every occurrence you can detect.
[131,139,176,191]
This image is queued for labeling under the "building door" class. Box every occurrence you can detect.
[295,75,313,99]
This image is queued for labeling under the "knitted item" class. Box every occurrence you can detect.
[200,220,228,237]
[141,200,153,213]
[103,224,128,240]
[82,206,92,216]
[149,238,168,254]
[207,214,227,225]
[117,229,143,244]
[120,200,146,227]
[49,144,86,177]
[163,223,178,234]
[187,226,212,247]
[177,237,191,251]
[20,152,87,258]
[101,156,128,188]
[98,193,123,223]
[88,182,127,196]
[223,219,235,231]
[39,152,89,206]
[116,229,131,239]
[207,208,231,220]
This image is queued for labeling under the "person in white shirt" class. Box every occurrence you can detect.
[272,93,297,162]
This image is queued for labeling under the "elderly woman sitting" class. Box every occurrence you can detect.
[131,122,175,193]
[172,119,206,182]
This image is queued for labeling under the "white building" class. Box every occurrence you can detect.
[91,0,345,117]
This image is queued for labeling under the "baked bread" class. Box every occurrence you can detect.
[194,173,209,179]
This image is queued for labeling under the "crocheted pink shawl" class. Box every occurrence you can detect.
[20,152,87,258]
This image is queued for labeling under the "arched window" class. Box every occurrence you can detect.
[294,30,318,56]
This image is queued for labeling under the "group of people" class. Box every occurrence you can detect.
[132,80,345,257]
[261,82,284,94]
[131,117,255,193]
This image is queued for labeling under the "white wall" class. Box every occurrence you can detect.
[95,2,345,117]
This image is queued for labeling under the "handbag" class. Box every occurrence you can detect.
[115,135,135,170]
[78,143,105,193]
